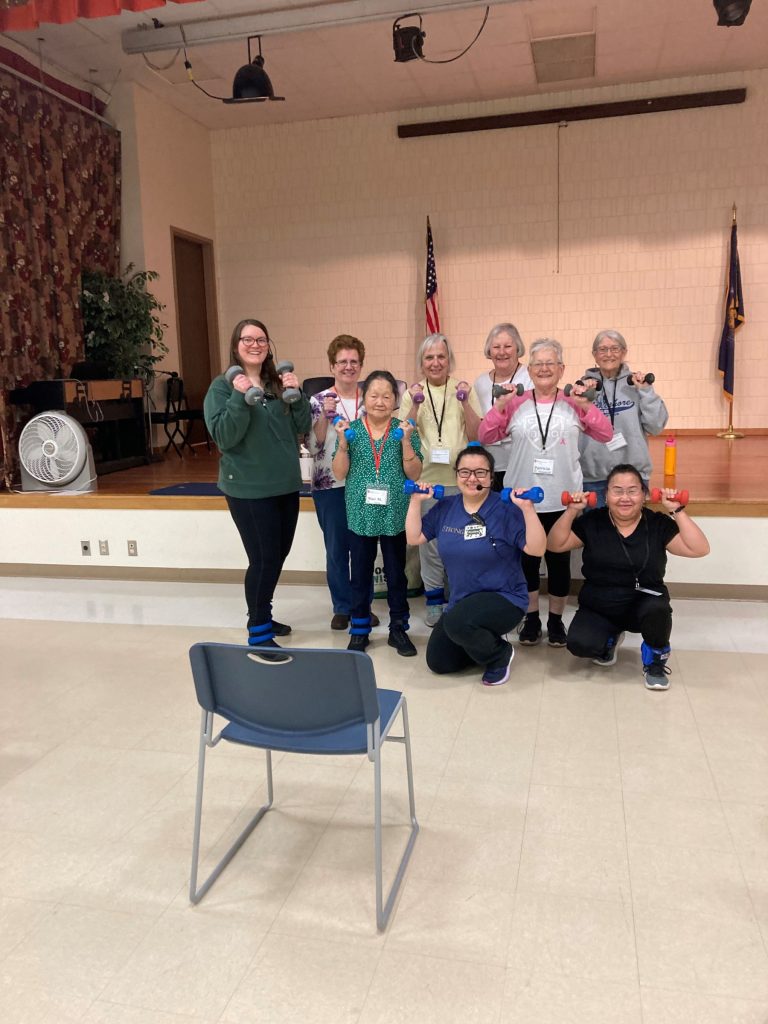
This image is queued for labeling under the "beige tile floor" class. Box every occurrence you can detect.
[0,579,767,1023]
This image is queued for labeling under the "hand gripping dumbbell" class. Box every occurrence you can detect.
[225,365,264,405]
[323,393,338,420]
[332,415,355,443]
[456,381,470,402]
[500,486,544,504]
[629,372,655,386]
[403,480,445,499]
[650,487,689,503]
[561,490,598,507]
[392,418,416,440]
[410,385,425,404]
[563,379,602,401]
[275,361,302,404]
[492,382,525,401]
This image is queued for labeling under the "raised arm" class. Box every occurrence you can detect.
[660,492,710,558]
[546,499,587,553]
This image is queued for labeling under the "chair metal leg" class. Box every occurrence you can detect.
[189,719,274,905]
[374,698,419,931]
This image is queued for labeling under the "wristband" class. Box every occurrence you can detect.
[670,505,686,517]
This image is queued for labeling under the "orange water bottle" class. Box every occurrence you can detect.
[663,437,677,477]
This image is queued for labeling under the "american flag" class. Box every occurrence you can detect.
[425,216,440,334]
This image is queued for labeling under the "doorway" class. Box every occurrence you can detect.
[171,229,219,410]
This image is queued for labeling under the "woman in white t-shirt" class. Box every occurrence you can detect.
[473,323,533,491]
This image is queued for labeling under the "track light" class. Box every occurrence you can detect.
[225,36,284,103]
[713,0,752,25]
[393,14,426,62]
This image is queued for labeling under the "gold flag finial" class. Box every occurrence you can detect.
[732,203,737,224]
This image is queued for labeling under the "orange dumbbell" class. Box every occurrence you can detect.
[561,490,597,507]
[650,488,689,503]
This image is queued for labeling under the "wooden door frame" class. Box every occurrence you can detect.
[169,227,221,380]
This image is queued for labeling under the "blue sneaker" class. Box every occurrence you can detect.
[482,645,515,687]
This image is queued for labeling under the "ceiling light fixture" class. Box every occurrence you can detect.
[181,31,284,103]
[392,7,489,65]
[713,0,752,25]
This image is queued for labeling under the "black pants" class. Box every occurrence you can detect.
[521,509,570,597]
[348,531,409,628]
[427,592,526,674]
[567,584,672,659]
[226,492,299,627]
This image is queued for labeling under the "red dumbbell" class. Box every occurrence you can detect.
[561,490,597,507]
[650,488,689,503]
[492,382,525,400]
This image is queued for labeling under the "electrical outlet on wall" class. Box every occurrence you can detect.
[81,541,91,556]
[99,540,109,556]
[127,540,138,556]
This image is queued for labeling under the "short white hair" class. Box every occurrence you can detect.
[484,323,525,360]
[592,329,627,355]
[417,333,455,373]
[529,338,564,365]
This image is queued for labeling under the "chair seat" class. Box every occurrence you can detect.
[221,688,402,755]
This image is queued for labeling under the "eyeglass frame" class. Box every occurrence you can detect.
[457,468,491,480]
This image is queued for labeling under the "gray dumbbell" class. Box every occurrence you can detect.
[563,378,602,401]
[492,382,525,401]
[628,372,655,385]
[275,361,302,404]
[225,365,264,406]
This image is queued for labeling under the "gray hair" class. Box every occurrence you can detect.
[529,338,564,365]
[417,333,455,373]
[484,323,525,360]
[592,329,627,356]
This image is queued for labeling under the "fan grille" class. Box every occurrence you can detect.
[19,413,87,486]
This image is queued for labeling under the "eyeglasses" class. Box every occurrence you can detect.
[530,361,561,370]
[240,336,268,347]
[334,360,360,368]
[457,468,490,480]
[596,346,622,355]
[608,487,643,497]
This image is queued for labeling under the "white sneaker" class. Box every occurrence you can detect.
[425,604,443,628]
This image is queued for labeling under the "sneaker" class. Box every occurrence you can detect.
[388,627,417,657]
[370,613,381,628]
[482,645,515,686]
[518,614,542,646]
[347,634,370,652]
[272,620,292,636]
[644,661,671,690]
[331,614,350,630]
[593,632,625,667]
[425,604,443,628]
[248,638,281,649]
[547,617,568,648]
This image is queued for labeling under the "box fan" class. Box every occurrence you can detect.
[18,412,97,493]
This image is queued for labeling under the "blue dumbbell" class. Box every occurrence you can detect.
[225,365,264,406]
[392,418,416,440]
[404,480,445,500]
[332,415,355,442]
[500,486,544,504]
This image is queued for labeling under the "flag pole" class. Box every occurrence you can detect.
[717,203,744,439]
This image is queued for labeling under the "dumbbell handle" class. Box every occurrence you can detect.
[500,486,544,504]
[403,481,445,499]
[492,383,525,400]
[563,379,601,401]
[332,415,355,442]
[629,372,655,385]
[650,487,689,503]
[561,490,598,507]
[224,366,263,405]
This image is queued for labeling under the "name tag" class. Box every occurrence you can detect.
[607,431,627,452]
[430,446,451,464]
[365,486,390,506]
[533,457,554,475]
[464,523,486,540]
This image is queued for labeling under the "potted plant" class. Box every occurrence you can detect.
[81,264,168,381]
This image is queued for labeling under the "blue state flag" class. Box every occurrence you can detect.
[717,221,745,400]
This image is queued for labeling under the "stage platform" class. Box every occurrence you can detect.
[1,434,766,596]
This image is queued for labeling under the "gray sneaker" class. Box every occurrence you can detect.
[425,604,443,628]
[593,632,626,667]
[644,661,671,690]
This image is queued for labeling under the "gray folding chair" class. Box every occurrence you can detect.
[188,643,418,931]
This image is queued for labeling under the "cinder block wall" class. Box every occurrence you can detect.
[211,69,768,430]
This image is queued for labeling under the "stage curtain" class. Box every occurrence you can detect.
[0,66,120,489]
[0,0,202,32]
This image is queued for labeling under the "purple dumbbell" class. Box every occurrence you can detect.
[456,382,470,402]
[403,480,445,499]
[411,386,425,404]
[323,393,338,420]
[500,486,544,504]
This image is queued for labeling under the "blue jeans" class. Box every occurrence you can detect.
[313,486,355,615]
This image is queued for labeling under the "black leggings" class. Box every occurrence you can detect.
[521,510,570,597]
[427,592,525,674]
[226,492,299,627]
[567,584,672,659]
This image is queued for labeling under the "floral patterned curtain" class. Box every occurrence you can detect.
[0,65,120,489]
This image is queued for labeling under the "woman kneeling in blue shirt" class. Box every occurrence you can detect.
[406,445,546,686]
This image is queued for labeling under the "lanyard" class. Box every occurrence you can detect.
[363,416,392,480]
[336,391,359,422]
[425,381,447,443]
[608,511,662,595]
[531,390,558,451]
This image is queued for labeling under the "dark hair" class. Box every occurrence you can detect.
[327,334,365,367]
[361,370,399,403]
[455,444,495,474]
[606,463,647,493]
[228,319,282,397]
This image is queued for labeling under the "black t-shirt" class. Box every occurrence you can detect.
[572,508,679,593]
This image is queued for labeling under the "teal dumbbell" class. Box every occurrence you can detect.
[332,415,355,442]
[404,480,445,500]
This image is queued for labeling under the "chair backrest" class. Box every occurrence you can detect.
[302,376,335,398]
[189,644,382,733]
[165,375,186,413]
